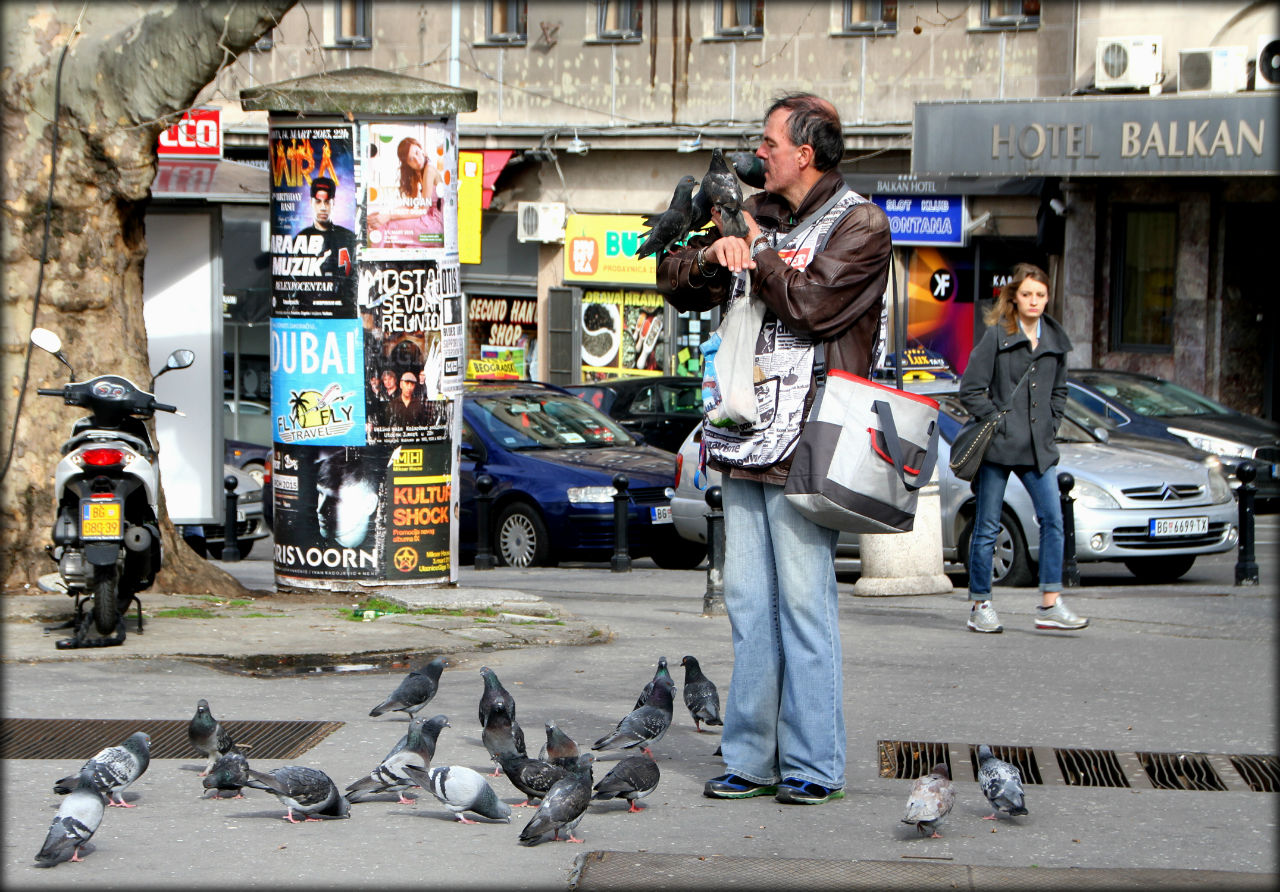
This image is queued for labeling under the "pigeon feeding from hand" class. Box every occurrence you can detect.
[188,699,236,777]
[679,655,722,732]
[977,745,1028,821]
[634,656,674,710]
[592,754,660,813]
[700,148,749,239]
[593,676,674,758]
[347,714,450,804]
[729,151,765,189]
[35,767,106,867]
[901,763,955,838]
[517,754,595,845]
[370,657,447,719]
[403,764,512,825]
[244,765,350,823]
[635,176,697,260]
[53,731,151,808]
[202,751,250,800]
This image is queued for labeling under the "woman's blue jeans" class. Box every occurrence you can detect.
[720,475,845,790]
[968,461,1064,598]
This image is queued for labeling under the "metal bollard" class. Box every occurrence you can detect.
[611,473,631,573]
[1058,471,1079,588]
[474,474,496,570]
[703,485,725,616]
[1234,460,1259,586]
[222,475,241,563]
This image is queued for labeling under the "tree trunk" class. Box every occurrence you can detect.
[1,1,295,596]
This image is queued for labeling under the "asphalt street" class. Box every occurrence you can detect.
[2,518,1276,890]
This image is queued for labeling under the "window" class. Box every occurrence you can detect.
[333,0,371,48]
[842,0,896,33]
[982,0,1039,29]
[1111,207,1176,352]
[487,0,527,44]
[715,0,763,38]
[597,0,642,41]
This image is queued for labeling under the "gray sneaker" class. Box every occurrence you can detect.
[1035,597,1089,630]
[967,601,1003,633]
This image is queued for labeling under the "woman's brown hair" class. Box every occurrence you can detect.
[396,137,423,200]
[983,263,1051,335]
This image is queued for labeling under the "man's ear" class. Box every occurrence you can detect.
[796,143,815,170]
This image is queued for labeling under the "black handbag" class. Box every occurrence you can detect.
[949,364,1034,481]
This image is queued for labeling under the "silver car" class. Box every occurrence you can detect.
[179,464,270,560]
[672,383,1238,585]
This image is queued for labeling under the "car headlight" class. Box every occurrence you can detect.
[567,485,617,504]
[1165,426,1253,460]
[1204,457,1233,503]
[1070,478,1119,510]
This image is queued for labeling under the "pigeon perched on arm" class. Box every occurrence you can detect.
[977,745,1028,821]
[347,714,450,804]
[188,699,236,777]
[202,751,250,800]
[481,709,527,778]
[700,148,749,239]
[634,656,673,710]
[403,764,512,824]
[679,655,722,732]
[538,720,580,770]
[592,754,660,813]
[635,176,697,260]
[244,766,350,822]
[370,656,446,719]
[53,731,151,808]
[35,767,106,867]
[518,754,595,845]
[593,678,674,758]
[901,763,955,838]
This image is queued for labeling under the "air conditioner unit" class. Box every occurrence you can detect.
[1178,46,1248,93]
[1257,34,1280,90]
[515,202,566,243]
[1096,36,1163,90]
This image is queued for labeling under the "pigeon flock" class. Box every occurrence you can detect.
[635,148,757,260]
[32,655,716,866]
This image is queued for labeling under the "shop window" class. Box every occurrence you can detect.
[332,0,371,48]
[981,0,1039,29]
[714,0,763,38]
[1111,206,1176,353]
[596,0,642,41]
[841,0,896,34]
[487,0,527,44]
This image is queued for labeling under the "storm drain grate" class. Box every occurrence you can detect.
[1137,751,1227,791]
[1055,747,1130,787]
[877,739,950,780]
[1230,754,1280,793]
[967,744,1044,785]
[0,718,344,761]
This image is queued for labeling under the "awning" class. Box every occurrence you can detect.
[151,158,268,203]
[480,149,513,209]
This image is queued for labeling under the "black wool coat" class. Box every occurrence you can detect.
[958,315,1073,473]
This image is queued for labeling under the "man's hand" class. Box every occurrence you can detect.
[705,208,761,273]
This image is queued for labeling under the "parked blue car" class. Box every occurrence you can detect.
[458,381,704,569]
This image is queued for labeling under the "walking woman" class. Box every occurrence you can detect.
[958,263,1088,633]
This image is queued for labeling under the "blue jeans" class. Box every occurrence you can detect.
[720,475,844,789]
[968,461,1064,598]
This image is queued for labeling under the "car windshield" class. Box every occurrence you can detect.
[1078,374,1233,418]
[471,392,638,449]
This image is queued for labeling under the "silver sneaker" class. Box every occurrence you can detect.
[1035,597,1089,630]
[967,601,1003,633]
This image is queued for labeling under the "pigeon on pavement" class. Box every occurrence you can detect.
[244,765,350,822]
[188,699,237,777]
[679,655,722,732]
[593,677,674,758]
[53,731,151,808]
[404,764,512,824]
[202,751,250,799]
[635,176,697,260]
[699,148,749,239]
[370,657,446,719]
[539,720,580,770]
[901,763,955,838]
[493,750,574,808]
[35,767,106,867]
[977,745,1028,821]
[347,714,450,804]
[592,754,660,813]
[478,666,517,727]
[634,656,674,710]
[518,754,595,845]
[481,708,527,778]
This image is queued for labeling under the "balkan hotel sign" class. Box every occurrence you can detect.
[913,93,1276,177]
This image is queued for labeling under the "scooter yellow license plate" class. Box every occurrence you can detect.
[81,500,123,539]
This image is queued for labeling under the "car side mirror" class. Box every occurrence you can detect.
[1093,426,1110,443]
[460,441,479,459]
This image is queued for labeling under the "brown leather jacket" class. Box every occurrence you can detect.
[656,168,892,483]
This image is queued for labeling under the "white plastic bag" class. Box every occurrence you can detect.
[701,272,765,428]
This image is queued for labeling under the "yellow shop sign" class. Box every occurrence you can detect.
[563,214,657,286]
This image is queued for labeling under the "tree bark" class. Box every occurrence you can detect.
[1,1,295,596]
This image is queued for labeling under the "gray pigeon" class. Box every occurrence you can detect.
[699,148,749,238]
[593,676,674,757]
[518,754,595,845]
[679,655,723,732]
[35,767,106,867]
[188,699,236,776]
[635,176,697,260]
[901,763,955,838]
[347,714,450,804]
[404,764,512,824]
[202,751,250,799]
[244,765,350,822]
[481,708,527,778]
[53,731,151,808]
[493,750,573,808]
[729,151,766,189]
[539,720,580,770]
[370,656,446,719]
[977,745,1028,821]
[634,656,674,711]
[592,754,660,813]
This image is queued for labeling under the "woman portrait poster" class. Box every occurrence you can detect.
[363,121,456,253]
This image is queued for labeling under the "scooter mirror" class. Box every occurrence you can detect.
[167,349,195,370]
[30,328,62,354]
